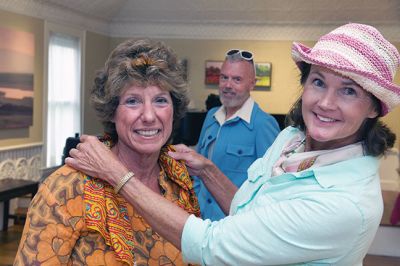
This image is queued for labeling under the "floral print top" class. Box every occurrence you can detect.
[14,146,200,266]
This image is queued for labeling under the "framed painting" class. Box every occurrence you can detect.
[0,27,34,129]
[254,62,272,91]
[205,61,223,85]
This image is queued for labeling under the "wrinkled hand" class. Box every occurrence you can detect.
[65,134,126,186]
[168,144,212,177]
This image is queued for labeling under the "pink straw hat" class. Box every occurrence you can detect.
[291,23,400,116]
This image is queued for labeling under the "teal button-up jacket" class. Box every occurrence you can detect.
[183,127,383,266]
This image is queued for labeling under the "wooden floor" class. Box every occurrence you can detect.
[0,225,399,265]
[0,225,24,266]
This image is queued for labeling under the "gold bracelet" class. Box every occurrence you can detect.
[114,171,135,194]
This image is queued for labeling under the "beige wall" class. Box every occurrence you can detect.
[164,39,307,113]
[82,31,111,135]
[382,43,400,150]
[0,10,44,147]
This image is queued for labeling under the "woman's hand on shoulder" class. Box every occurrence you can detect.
[169,144,213,177]
[65,134,126,186]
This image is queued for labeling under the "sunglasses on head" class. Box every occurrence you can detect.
[226,49,253,61]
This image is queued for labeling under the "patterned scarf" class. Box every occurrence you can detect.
[84,141,200,266]
[272,131,365,176]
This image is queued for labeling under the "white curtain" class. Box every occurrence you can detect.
[46,32,81,167]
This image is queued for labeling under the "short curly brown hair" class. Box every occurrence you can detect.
[90,39,189,142]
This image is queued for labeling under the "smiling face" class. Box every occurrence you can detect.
[302,65,378,151]
[218,60,255,116]
[113,85,173,156]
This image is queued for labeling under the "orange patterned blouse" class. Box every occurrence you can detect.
[14,145,200,266]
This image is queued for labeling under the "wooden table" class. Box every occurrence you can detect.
[0,178,39,231]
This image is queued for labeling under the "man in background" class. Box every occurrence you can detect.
[195,49,280,221]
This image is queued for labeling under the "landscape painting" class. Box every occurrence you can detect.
[254,62,272,91]
[0,27,34,129]
[205,61,223,86]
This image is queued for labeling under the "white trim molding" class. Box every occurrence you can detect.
[1,1,400,41]
[0,143,43,181]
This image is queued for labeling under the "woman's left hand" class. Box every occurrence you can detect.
[65,134,128,187]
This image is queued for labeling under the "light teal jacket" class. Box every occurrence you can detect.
[183,127,383,266]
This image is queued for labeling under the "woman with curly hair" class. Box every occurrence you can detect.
[15,39,200,266]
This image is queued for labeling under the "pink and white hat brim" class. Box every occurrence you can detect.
[292,42,400,115]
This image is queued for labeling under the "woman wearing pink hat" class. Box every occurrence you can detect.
[66,23,400,265]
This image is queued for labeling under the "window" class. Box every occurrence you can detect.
[44,24,84,167]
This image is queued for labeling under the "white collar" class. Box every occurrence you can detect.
[214,97,254,125]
